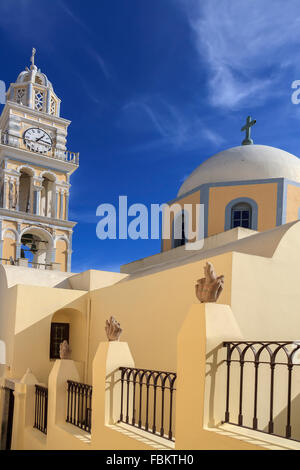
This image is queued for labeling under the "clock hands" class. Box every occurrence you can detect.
[35,139,51,146]
[35,134,47,143]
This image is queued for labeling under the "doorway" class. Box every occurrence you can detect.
[0,387,15,450]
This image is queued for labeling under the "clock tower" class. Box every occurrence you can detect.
[0,49,79,272]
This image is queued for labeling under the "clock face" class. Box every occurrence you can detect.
[23,128,52,154]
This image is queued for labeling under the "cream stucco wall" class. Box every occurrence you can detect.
[4,221,300,449]
[11,285,87,383]
[88,253,233,382]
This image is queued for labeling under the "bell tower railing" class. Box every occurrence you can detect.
[0,131,79,166]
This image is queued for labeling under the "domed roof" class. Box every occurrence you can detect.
[15,49,53,90]
[16,68,53,90]
[178,145,300,197]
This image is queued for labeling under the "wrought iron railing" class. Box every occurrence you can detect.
[66,380,92,433]
[0,132,79,166]
[119,367,177,441]
[34,385,48,434]
[223,341,300,442]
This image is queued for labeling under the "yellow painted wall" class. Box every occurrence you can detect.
[0,280,17,378]
[3,231,16,260]
[3,221,17,231]
[286,184,300,223]
[12,285,87,383]
[88,253,233,382]
[55,239,67,272]
[176,304,264,450]
[5,222,300,449]
[230,230,300,339]
[162,190,200,252]
[208,183,278,236]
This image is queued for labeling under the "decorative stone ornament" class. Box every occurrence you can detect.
[195,262,224,303]
[105,316,122,342]
[59,340,71,359]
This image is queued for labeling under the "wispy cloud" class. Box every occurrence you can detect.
[69,209,98,224]
[58,0,91,34]
[87,49,111,80]
[201,127,225,147]
[59,1,111,81]
[120,95,225,152]
[179,0,300,108]
[76,72,103,105]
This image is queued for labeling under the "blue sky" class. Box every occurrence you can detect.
[1,0,300,272]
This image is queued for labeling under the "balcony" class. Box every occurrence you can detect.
[223,340,300,443]
[0,131,79,166]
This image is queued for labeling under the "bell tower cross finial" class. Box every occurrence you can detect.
[30,47,36,68]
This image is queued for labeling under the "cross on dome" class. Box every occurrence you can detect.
[241,116,256,145]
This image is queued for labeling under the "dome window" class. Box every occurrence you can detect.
[231,203,252,229]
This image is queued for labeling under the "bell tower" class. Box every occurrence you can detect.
[0,49,79,272]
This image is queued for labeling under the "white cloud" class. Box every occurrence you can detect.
[180,0,300,108]
[121,95,225,152]
[58,2,111,81]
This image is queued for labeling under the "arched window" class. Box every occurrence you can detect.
[172,211,187,248]
[225,197,258,232]
[20,227,54,268]
[231,203,252,229]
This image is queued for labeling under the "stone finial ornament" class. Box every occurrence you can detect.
[195,262,224,303]
[105,316,122,342]
[59,340,71,359]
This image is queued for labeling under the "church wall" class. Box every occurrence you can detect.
[9,108,68,135]
[162,190,200,252]
[230,221,300,340]
[11,285,87,384]
[2,221,17,231]
[3,231,16,260]
[88,252,233,383]
[55,239,68,272]
[51,309,86,365]
[207,182,278,236]
[285,183,300,223]
[2,221,18,261]
[0,281,17,379]
[6,160,67,183]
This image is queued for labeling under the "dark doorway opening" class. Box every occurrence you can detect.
[0,387,15,450]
